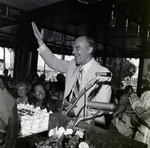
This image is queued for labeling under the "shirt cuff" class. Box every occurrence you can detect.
[37,44,47,54]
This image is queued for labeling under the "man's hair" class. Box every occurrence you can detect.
[85,36,96,56]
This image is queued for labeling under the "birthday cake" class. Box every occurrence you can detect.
[17,103,52,136]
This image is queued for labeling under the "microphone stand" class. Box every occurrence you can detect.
[83,88,86,120]
[65,78,99,116]
[75,107,115,126]
[65,77,113,126]
[75,110,105,126]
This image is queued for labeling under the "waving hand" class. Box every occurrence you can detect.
[31,22,44,46]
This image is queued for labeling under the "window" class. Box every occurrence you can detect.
[105,57,139,91]
[64,55,74,61]
[122,58,139,91]
[0,47,15,77]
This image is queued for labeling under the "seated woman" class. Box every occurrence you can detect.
[16,82,30,104]
[30,82,57,113]
[111,85,137,138]
[130,90,150,147]
[119,85,134,117]
[111,103,136,138]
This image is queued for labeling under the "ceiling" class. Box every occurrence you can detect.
[0,0,150,58]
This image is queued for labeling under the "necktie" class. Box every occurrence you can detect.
[71,67,83,103]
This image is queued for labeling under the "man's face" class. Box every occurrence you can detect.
[72,37,92,66]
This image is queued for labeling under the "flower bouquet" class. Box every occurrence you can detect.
[36,120,95,148]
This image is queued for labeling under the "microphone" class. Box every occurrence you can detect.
[87,101,116,111]
[95,72,112,77]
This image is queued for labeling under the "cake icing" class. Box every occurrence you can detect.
[17,103,52,136]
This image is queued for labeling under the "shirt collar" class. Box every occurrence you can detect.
[80,58,94,73]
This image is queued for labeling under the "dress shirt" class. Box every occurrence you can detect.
[37,44,47,53]
[80,58,94,83]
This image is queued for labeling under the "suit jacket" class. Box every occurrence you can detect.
[39,44,112,124]
[0,88,18,148]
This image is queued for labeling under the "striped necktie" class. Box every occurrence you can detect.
[71,67,83,103]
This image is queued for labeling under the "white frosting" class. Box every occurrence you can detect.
[17,103,52,136]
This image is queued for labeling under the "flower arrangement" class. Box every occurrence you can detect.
[36,120,95,148]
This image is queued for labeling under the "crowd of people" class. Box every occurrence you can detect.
[0,70,65,148]
[0,21,149,148]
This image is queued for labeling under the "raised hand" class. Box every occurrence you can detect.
[129,93,141,111]
[129,93,139,104]
[31,22,44,46]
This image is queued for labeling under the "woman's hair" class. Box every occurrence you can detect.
[141,86,150,94]
[16,82,28,92]
[123,85,133,94]
[30,82,47,94]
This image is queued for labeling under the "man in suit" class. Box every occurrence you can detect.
[32,22,112,126]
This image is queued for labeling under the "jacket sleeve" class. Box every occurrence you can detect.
[5,104,18,148]
[38,44,70,73]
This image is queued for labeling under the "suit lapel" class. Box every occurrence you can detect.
[65,66,79,98]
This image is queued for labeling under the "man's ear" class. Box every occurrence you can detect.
[87,47,93,54]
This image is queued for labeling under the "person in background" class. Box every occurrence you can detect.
[111,103,136,138]
[16,82,30,104]
[31,22,112,126]
[119,85,134,117]
[0,88,18,148]
[56,73,65,92]
[0,75,6,90]
[111,85,136,138]
[49,81,64,113]
[39,73,46,85]
[32,73,40,85]
[3,69,12,91]
[26,73,33,92]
